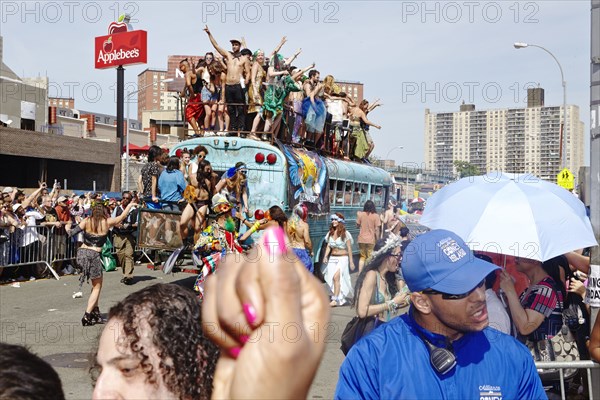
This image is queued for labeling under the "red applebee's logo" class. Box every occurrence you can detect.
[103,37,113,53]
[108,14,133,35]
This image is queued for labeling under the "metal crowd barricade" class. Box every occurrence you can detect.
[535,360,600,399]
[47,225,78,272]
[0,225,60,280]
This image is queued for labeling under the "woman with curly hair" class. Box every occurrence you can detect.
[322,213,355,306]
[68,198,137,326]
[92,283,219,399]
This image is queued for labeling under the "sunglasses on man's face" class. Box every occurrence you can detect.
[422,280,485,300]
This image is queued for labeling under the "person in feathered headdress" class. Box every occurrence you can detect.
[193,193,243,299]
[352,233,410,327]
[215,162,249,219]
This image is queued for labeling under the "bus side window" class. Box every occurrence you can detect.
[375,186,383,208]
[353,183,362,205]
[344,182,353,206]
[329,179,336,204]
[336,181,344,205]
[361,184,368,205]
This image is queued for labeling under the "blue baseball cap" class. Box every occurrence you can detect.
[402,229,499,294]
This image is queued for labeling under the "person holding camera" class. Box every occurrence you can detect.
[111,192,139,285]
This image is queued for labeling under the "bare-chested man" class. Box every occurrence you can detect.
[204,25,251,134]
[179,58,203,136]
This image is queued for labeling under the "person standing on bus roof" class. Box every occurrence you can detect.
[322,213,355,306]
[204,25,251,134]
[179,58,203,137]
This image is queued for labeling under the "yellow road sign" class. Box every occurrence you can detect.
[556,168,574,190]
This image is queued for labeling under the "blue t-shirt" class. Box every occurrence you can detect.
[158,169,187,202]
[335,308,547,400]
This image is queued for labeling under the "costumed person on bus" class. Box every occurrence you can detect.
[193,194,243,299]
[67,198,138,326]
[215,162,249,220]
[179,159,215,244]
[348,100,381,162]
[322,213,355,306]
[180,58,204,137]
[302,69,327,147]
[287,203,313,273]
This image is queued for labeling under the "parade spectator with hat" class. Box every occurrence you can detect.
[336,229,546,399]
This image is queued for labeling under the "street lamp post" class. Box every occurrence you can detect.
[514,42,568,170]
[125,78,173,191]
[384,146,407,202]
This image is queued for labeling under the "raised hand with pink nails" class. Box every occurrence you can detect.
[202,226,330,399]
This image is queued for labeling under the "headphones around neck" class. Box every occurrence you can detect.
[418,332,457,375]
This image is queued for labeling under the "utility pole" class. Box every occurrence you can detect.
[589,0,599,396]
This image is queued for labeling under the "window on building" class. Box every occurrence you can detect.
[104,117,110,124]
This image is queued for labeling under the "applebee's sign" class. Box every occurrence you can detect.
[94,30,147,69]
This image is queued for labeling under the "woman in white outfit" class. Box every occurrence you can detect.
[322,213,355,306]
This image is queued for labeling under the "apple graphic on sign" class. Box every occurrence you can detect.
[103,37,113,53]
[108,14,133,35]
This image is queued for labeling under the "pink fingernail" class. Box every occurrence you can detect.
[243,303,257,325]
[262,227,287,257]
[240,334,250,344]
[229,347,241,358]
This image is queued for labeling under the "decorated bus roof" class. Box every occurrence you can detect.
[170,137,392,186]
[324,157,392,186]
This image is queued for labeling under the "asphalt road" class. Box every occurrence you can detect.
[0,263,357,399]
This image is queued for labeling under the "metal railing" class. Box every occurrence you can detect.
[0,225,60,280]
[535,360,600,399]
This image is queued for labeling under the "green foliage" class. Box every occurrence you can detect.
[453,160,480,178]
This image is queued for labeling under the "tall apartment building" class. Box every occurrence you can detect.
[424,88,585,181]
[136,68,169,121]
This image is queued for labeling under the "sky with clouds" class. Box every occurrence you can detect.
[1,1,592,166]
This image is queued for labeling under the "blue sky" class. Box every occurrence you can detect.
[1,1,592,165]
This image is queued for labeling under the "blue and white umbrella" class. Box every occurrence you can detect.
[420,172,597,261]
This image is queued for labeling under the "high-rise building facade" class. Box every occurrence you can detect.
[424,89,585,181]
[136,68,169,121]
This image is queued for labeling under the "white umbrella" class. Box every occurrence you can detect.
[420,172,597,261]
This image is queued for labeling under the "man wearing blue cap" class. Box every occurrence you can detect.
[335,229,546,399]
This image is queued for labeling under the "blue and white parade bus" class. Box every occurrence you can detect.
[169,136,393,266]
